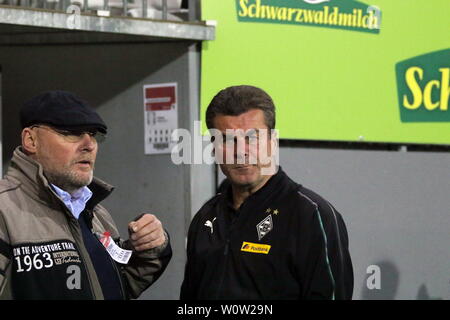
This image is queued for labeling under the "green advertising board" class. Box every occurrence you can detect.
[201,0,450,145]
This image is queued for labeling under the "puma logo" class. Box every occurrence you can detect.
[204,217,217,234]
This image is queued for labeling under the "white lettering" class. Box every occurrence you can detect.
[366,264,381,289]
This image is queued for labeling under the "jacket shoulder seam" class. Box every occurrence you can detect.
[198,193,222,212]
[296,186,334,212]
[0,180,20,194]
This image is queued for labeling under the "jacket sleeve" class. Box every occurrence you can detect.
[0,211,12,299]
[179,212,200,300]
[328,204,354,300]
[0,182,17,299]
[297,197,354,300]
[120,232,172,299]
[180,196,221,300]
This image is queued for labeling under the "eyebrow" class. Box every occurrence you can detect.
[222,129,259,136]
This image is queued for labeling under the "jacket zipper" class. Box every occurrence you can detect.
[215,238,230,299]
[223,239,230,255]
[215,208,240,299]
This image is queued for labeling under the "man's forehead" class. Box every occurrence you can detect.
[213,109,267,130]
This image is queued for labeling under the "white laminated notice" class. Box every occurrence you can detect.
[98,232,132,264]
[143,83,178,155]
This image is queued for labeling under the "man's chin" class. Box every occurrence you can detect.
[76,175,93,187]
[61,173,93,191]
[228,173,259,188]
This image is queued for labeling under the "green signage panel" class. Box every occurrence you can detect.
[396,49,450,123]
[201,0,450,145]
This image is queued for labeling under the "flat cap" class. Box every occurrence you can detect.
[20,90,107,134]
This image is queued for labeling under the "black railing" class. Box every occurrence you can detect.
[0,0,188,20]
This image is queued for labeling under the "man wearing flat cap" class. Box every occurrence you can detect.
[0,90,172,299]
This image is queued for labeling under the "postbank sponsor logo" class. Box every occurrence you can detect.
[241,241,271,254]
[396,49,450,122]
[236,0,381,34]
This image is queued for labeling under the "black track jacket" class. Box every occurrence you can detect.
[181,168,353,300]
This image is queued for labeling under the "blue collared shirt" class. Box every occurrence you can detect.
[52,184,93,219]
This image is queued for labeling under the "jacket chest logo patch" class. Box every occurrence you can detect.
[256,215,273,240]
[204,217,217,234]
[241,242,271,254]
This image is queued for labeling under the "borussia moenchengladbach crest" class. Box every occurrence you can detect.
[256,215,273,240]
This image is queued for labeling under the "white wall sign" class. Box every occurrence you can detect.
[143,83,178,155]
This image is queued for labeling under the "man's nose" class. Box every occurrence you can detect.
[234,136,249,160]
[79,133,97,151]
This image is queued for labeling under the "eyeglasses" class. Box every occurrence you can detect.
[31,125,107,143]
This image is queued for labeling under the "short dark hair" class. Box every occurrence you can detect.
[205,85,276,130]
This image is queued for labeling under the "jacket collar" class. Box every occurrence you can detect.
[6,146,114,213]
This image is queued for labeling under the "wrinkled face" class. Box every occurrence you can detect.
[29,125,98,193]
[212,109,277,190]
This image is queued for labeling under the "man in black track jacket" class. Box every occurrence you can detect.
[180,85,353,300]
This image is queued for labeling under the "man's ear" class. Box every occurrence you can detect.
[21,128,38,154]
